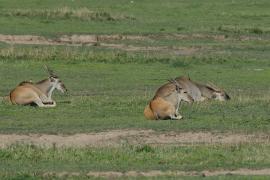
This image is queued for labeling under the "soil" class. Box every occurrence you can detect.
[0,129,269,148]
[43,169,270,177]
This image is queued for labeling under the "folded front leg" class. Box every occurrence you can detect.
[169,114,183,120]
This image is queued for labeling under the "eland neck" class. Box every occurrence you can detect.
[34,78,56,99]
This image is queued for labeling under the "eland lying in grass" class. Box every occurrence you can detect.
[175,76,230,102]
[9,66,67,107]
[144,79,194,120]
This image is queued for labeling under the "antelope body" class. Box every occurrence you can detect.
[9,66,67,107]
[175,76,230,101]
[144,79,194,120]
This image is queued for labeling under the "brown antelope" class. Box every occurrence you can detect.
[175,76,230,102]
[9,66,67,107]
[144,79,194,120]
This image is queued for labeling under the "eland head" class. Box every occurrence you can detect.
[206,82,230,101]
[44,65,67,94]
[169,79,194,103]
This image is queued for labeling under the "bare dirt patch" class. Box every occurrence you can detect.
[0,129,269,148]
[0,34,59,45]
[0,34,264,46]
[1,33,262,55]
[87,169,270,177]
[0,34,200,55]
[43,169,270,178]
[0,34,149,46]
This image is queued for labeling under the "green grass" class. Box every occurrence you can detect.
[0,0,269,35]
[0,48,270,133]
[0,144,270,173]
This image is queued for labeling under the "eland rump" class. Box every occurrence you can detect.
[9,66,67,107]
[144,79,194,120]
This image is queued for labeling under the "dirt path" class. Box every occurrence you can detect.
[0,33,263,55]
[0,34,201,55]
[0,129,269,148]
[0,34,264,55]
[43,169,270,177]
[0,34,263,46]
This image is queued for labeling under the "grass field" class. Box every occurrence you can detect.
[0,43,270,134]
[0,0,270,179]
[0,0,270,35]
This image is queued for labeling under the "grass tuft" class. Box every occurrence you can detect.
[135,145,155,153]
[217,25,268,34]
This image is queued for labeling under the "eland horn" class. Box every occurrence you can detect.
[44,65,56,77]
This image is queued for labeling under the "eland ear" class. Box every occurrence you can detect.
[168,79,174,84]
[168,78,182,92]
[206,82,222,92]
[168,78,178,84]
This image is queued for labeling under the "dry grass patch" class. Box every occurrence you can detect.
[0,7,135,21]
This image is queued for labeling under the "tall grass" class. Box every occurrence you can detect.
[0,45,268,66]
[0,7,135,21]
[217,25,269,34]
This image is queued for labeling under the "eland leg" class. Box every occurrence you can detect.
[169,114,183,120]
[39,94,54,104]
[34,98,56,108]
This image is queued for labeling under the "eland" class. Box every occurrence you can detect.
[144,79,194,120]
[9,66,67,107]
